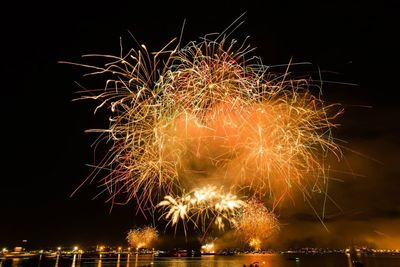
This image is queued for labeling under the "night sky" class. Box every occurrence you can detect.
[1,1,399,249]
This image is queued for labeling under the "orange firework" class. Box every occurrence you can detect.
[233,199,280,249]
[127,226,158,249]
[66,26,342,231]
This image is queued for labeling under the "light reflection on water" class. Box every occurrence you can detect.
[2,253,400,267]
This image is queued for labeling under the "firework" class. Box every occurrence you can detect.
[69,28,342,232]
[201,242,216,254]
[249,238,262,251]
[233,199,280,249]
[157,186,244,233]
[126,226,158,249]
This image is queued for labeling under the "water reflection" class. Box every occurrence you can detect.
[54,255,59,267]
[126,254,130,267]
[134,254,138,267]
[12,258,21,267]
[346,253,352,267]
[71,254,76,267]
[116,254,120,267]
[71,254,81,267]
[2,253,400,267]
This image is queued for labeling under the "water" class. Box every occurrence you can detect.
[1,253,400,267]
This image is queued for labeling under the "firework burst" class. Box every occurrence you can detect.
[127,226,158,249]
[233,199,280,249]
[67,26,342,234]
[157,186,244,234]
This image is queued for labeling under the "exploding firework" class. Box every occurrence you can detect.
[201,241,216,254]
[233,199,280,249]
[249,238,262,251]
[68,26,342,233]
[126,226,158,249]
[157,186,244,234]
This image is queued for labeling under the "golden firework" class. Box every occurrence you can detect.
[68,28,342,232]
[126,226,158,249]
[233,199,280,249]
[157,186,244,234]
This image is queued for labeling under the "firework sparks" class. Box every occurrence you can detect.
[126,226,158,249]
[157,186,244,233]
[201,242,216,254]
[68,28,342,233]
[233,199,280,249]
[249,238,262,251]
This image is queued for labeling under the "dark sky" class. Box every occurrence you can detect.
[1,1,399,249]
